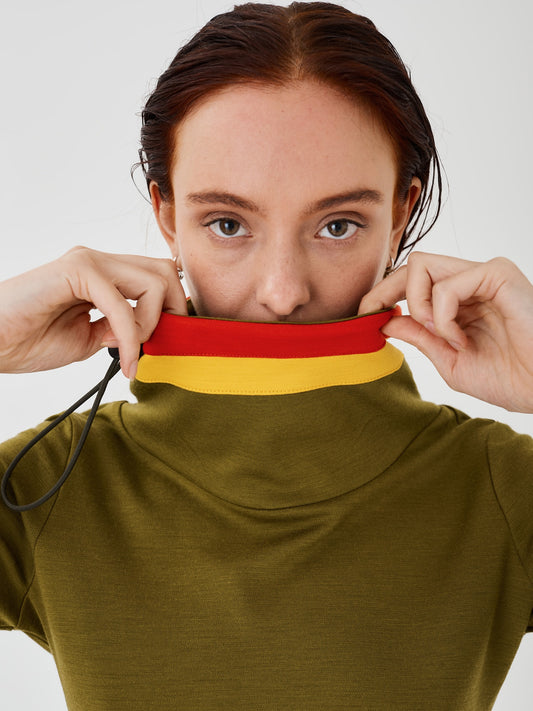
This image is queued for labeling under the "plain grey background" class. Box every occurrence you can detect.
[1,0,532,707]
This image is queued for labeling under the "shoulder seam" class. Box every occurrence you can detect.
[15,415,76,629]
[485,429,533,588]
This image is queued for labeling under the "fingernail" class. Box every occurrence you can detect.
[451,340,466,352]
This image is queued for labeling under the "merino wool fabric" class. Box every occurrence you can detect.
[1,308,533,710]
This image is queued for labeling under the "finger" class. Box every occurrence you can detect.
[358,252,480,318]
[63,250,188,376]
[358,266,408,314]
[402,253,479,330]
[70,268,143,379]
[133,283,187,343]
[64,248,187,317]
[90,316,114,349]
[403,253,439,328]
[54,305,111,361]
[100,258,188,342]
[103,253,187,317]
[382,315,457,371]
[111,261,188,343]
[401,255,466,348]
[380,253,479,349]
[430,276,478,349]
[428,260,511,348]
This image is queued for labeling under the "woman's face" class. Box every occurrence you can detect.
[152,80,420,322]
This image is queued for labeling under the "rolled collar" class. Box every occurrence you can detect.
[136,308,403,396]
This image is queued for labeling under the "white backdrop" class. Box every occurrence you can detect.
[1,0,532,708]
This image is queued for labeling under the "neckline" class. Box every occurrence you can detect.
[135,307,404,396]
[123,307,440,508]
[143,307,400,359]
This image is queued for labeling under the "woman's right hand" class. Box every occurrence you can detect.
[0,246,187,379]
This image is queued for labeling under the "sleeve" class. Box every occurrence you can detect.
[0,415,74,631]
[487,422,533,628]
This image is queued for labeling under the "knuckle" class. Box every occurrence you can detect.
[138,323,157,343]
[153,272,170,294]
[61,245,97,268]
[431,283,453,314]
[162,259,180,282]
[432,280,446,297]
[162,257,176,271]
[407,302,430,326]
[406,251,425,268]
[63,245,91,259]
[488,256,516,274]
[116,299,136,319]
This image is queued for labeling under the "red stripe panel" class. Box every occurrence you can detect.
[142,306,400,359]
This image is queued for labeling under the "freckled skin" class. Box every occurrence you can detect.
[152,80,420,322]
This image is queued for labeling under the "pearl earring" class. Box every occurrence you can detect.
[173,256,184,280]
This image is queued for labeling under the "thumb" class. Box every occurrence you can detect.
[89,316,117,349]
[383,315,457,370]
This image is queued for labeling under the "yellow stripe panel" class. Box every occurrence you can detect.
[136,343,403,395]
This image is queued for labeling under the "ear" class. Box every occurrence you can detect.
[389,177,422,261]
[150,182,179,259]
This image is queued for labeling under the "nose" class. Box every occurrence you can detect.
[255,241,311,320]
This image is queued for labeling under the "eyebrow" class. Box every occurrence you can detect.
[185,189,384,216]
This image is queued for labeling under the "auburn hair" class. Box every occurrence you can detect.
[139,2,442,263]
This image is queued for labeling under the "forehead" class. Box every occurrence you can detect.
[171,80,397,198]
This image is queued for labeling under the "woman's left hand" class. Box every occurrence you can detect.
[358,253,533,413]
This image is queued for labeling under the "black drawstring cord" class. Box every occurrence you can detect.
[1,349,124,513]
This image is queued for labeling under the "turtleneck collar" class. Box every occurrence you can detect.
[135,307,403,395]
[122,309,439,508]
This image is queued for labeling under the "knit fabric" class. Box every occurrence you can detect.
[1,308,532,710]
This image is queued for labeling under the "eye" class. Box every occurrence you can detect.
[206,218,248,238]
[318,219,361,240]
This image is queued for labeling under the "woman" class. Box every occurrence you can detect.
[1,2,532,709]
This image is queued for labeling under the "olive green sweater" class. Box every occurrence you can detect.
[1,310,532,710]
